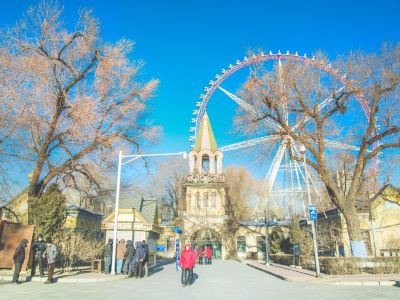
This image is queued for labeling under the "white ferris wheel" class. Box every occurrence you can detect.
[188,51,381,217]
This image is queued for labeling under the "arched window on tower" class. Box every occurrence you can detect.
[203,192,208,207]
[211,192,217,207]
[193,155,199,174]
[202,155,210,173]
[195,192,201,207]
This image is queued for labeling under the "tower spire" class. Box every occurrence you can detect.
[194,112,218,152]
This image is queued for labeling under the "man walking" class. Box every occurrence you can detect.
[12,239,28,284]
[179,243,195,287]
[31,233,46,278]
[104,238,113,274]
[142,240,149,277]
[43,237,59,284]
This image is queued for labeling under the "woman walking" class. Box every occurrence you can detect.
[179,243,195,287]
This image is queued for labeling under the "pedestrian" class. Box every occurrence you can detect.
[142,240,149,277]
[31,233,46,278]
[104,238,113,274]
[205,245,213,265]
[123,240,135,276]
[12,239,28,284]
[197,246,203,265]
[43,237,59,284]
[133,241,146,278]
[179,243,195,287]
[116,239,126,274]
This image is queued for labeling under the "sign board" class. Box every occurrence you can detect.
[308,205,317,221]
[156,245,166,252]
[175,238,180,271]
[172,227,183,234]
[0,221,34,270]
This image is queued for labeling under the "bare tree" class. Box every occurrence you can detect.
[152,158,187,220]
[0,1,159,198]
[225,165,253,222]
[238,45,400,252]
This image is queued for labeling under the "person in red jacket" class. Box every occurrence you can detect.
[179,243,195,286]
[197,246,204,265]
[205,245,213,265]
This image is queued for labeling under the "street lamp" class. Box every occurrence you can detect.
[110,150,187,275]
[255,210,270,265]
[299,145,320,277]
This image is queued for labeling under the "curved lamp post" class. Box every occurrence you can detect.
[110,150,187,275]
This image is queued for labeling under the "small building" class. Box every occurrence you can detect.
[237,220,292,260]
[156,220,176,258]
[64,204,103,239]
[314,184,400,257]
[2,189,29,224]
[1,189,103,239]
[101,198,162,253]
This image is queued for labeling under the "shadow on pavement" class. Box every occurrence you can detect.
[150,266,164,275]
[192,273,199,284]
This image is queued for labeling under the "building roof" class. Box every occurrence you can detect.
[66,203,103,219]
[194,112,218,152]
[159,220,174,227]
[119,197,158,224]
[5,188,29,207]
[370,184,400,202]
[239,220,292,227]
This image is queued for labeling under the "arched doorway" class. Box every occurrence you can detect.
[190,228,222,259]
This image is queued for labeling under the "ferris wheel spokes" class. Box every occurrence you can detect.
[218,135,279,152]
[290,86,346,132]
[264,141,287,195]
[218,86,283,132]
[291,143,330,212]
[219,133,366,154]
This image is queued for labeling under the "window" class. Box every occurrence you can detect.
[202,155,210,173]
[203,192,208,207]
[195,192,201,207]
[237,236,246,253]
[362,231,372,255]
[211,192,216,207]
[257,236,266,253]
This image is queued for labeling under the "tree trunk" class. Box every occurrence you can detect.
[340,202,368,257]
[341,204,364,241]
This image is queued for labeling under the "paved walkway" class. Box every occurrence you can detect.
[1,260,399,300]
[246,260,400,286]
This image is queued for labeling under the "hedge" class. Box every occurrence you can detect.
[269,254,400,275]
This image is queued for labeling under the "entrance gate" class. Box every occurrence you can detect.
[190,228,222,259]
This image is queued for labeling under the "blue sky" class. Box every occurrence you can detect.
[1,0,399,190]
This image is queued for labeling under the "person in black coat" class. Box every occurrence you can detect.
[31,233,46,277]
[123,240,135,276]
[142,240,150,277]
[104,239,113,274]
[133,241,146,278]
[12,239,28,284]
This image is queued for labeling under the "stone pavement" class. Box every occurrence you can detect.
[246,260,400,286]
[0,258,173,283]
[1,260,399,300]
